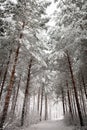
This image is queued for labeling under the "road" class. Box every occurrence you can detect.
[26,120,74,130]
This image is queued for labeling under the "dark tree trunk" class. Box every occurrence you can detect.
[21,59,32,126]
[81,73,87,99]
[61,86,65,115]
[37,87,40,113]
[66,81,73,120]
[40,85,44,121]
[79,84,86,117]
[72,93,78,117]
[33,94,35,112]
[0,62,5,86]
[64,94,68,113]
[66,50,84,126]
[11,75,21,120]
[0,60,5,80]
[0,49,12,100]
[10,85,16,120]
[70,90,76,119]
[0,44,20,130]
[45,93,48,120]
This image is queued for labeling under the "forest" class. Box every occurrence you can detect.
[0,0,87,130]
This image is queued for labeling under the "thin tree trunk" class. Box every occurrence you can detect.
[0,62,5,86]
[79,84,86,117]
[10,85,16,119]
[70,90,76,119]
[0,44,20,130]
[11,75,21,120]
[33,94,35,112]
[66,81,73,120]
[21,59,32,126]
[64,94,68,113]
[79,90,84,116]
[69,89,75,118]
[66,50,84,126]
[45,93,48,120]
[0,60,5,80]
[40,85,44,121]
[0,49,12,100]
[61,86,65,115]
[81,72,87,99]
[72,93,78,117]
[37,87,40,113]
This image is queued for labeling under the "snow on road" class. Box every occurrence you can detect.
[26,120,74,130]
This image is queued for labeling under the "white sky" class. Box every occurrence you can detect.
[46,0,57,16]
[45,0,57,26]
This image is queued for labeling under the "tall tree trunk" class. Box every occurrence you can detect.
[11,75,21,120]
[49,102,52,120]
[69,89,76,118]
[33,94,35,112]
[70,90,76,118]
[21,59,32,126]
[81,72,87,99]
[79,84,86,117]
[37,87,40,113]
[66,50,84,126]
[0,44,20,130]
[0,60,5,80]
[0,49,12,100]
[78,90,84,116]
[64,94,68,114]
[45,93,48,120]
[40,85,44,121]
[10,85,16,119]
[0,62,5,86]
[61,86,65,115]
[72,93,78,117]
[66,81,73,120]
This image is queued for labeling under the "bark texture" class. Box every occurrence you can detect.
[21,59,32,126]
[66,50,84,126]
[0,44,20,130]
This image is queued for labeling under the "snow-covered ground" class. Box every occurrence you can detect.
[26,120,74,130]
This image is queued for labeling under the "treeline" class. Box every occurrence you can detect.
[0,0,50,130]
[48,0,87,128]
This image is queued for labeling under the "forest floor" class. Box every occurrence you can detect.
[25,120,74,130]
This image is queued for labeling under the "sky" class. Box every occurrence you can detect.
[46,0,57,26]
[46,0,57,16]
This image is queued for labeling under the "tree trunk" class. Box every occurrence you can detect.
[45,93,48,120]
[70,90,76,118]
[66,50,84,126]
[10,85,16,120]
[37,87,40,113]
[0,60,5,80]
[64,94,68,113]
[72,93,78,117]
[81,72,87,99]
[0,44,20,130]
[40,85,44,121]
[11,75,21,120]
[0,49,12,100]
[33,94,35,112]
[66,81,73,120]
[61,86,65,115]
[79,84,86,117]
[21,59,32,126]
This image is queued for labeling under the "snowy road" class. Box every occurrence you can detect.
[27,120,74,130]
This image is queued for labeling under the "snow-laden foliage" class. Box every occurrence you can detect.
[0,0,87,130]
